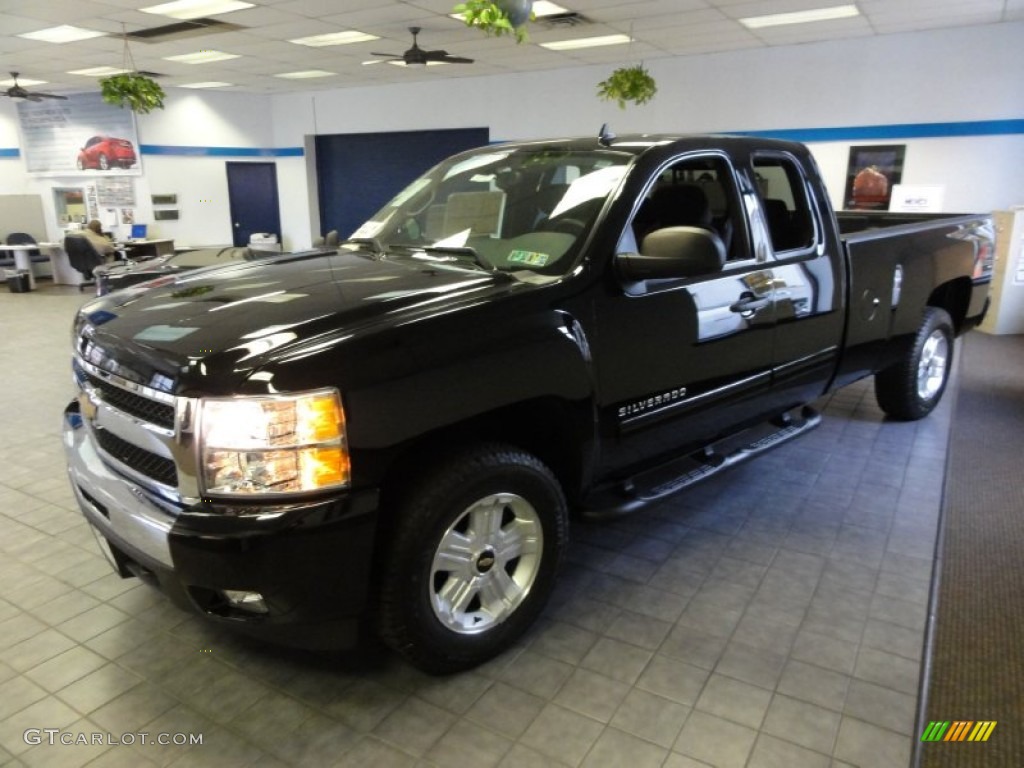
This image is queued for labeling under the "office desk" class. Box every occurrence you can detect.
[115,239,175,259]
[0,242,62,290]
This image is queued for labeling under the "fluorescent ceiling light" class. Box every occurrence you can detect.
[177,81,233,88]
[69,66,130,76]
[290,31,378,47]
[18,25,105,43]
[532,1,569,17]
[740,4,859,29]
[141,0,253,20]
[388,61,444,67]
[274,70,336,79]
[540,34,631,51]
[0,77,45,87]
[164,50,241,64]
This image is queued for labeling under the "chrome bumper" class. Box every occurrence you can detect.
[63,402,178,569]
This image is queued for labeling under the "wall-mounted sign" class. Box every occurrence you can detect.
[15,92,140,177]
[889,184,945,213]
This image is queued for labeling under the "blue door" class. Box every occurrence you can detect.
[315,128,488,240]
[226,161,282,248]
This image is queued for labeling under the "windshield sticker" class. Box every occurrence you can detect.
[508,250,550,267]
[134,325,198,342]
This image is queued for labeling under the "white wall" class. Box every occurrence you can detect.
[2,21,1022,250]
[271,21,1024,243]
[0,90,274,246]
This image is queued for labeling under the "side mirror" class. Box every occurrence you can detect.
[617,226,726,281]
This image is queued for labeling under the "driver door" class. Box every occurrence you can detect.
[593,152,777,475]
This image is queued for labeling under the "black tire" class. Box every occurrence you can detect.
[378,443,567,674]
[875,307,954,420]
[98,153,109,170]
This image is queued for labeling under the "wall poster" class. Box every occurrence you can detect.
[842,144,906,210]
[15,92,141,177]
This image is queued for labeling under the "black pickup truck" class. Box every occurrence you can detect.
[64,133,993,673]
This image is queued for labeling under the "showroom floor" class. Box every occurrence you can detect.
[0,284,950,767]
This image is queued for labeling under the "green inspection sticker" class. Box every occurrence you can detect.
[508,250,550,267]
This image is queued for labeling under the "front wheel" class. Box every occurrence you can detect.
[378,444,567,674]
[875,307,954,420]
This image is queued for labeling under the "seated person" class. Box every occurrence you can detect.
[81,220,118,261]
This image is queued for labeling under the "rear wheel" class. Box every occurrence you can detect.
[875,307,954,420]
[98,153,109,170]
[378,443,567,674]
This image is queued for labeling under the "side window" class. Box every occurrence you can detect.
[629,154,745,263]
[752,155,815,253]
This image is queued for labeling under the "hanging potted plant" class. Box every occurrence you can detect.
[100,26,165,114]
[597,63,658,109]
[453,0,535,43]
[101,73,165,114]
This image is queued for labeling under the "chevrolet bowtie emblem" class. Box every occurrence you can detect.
[78,389,99,421]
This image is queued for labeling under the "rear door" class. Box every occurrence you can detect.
[595,151,778,474]
[746,152,844,409]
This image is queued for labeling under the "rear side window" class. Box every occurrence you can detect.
[752,156,815,253]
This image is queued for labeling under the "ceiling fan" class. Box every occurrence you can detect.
[4,72,68,102]
[366,27,474,67]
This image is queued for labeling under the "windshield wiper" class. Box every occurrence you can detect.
[416,245,503,276]
[341,237,386,259]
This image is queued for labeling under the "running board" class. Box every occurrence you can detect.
[582,406,821,518]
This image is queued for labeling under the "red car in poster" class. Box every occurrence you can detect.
[77,135,137,170]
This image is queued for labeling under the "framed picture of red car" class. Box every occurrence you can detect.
[15,91,140,177]
[842,144,906,210]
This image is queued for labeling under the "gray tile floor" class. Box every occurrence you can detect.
[0,282,953,767]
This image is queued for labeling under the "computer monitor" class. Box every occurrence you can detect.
[130,224,148,239]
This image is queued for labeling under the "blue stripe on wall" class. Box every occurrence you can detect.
[2,120,1022,159]
[139,145,304,157]
[730,119,1024,142]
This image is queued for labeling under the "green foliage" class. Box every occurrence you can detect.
[100,73,166,114]
[597,64,658,109]
[453,0,534,44]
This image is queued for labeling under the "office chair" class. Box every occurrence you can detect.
[63,235,106,291]
[4,232,43,273]
[6,232,39,254]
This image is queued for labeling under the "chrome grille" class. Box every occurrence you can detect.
[85,372,175,429]
[95,428,178,488]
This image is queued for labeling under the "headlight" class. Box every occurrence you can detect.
[199,388,350,496]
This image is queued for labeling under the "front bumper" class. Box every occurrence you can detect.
[63,400,380,650]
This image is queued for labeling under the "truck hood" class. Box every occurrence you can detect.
[75,249,521,394]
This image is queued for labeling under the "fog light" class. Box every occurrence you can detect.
[221,589,268,614]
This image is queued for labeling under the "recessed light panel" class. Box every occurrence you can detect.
[0,77,46,87]
[141,1,254,20]
[540,34,632,51]
[19,25,105,43]
[274,70,336,79]
[68,66,130,76]
[289,31,378,47]
[532,1,569,17]
[740,4,860,29]
[164,50,241,63]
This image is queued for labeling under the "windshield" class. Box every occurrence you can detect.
[347,146,633,277]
